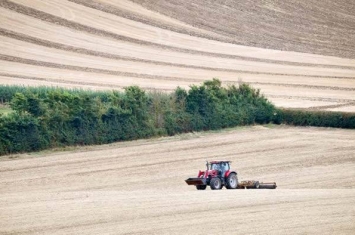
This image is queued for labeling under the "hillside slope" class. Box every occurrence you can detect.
[133,0,355,58]
[1,126,355,234]
[0,0,354,111]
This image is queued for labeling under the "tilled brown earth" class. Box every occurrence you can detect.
[1,126,354,234]
[132,0,355,59]
[0,0,355,111]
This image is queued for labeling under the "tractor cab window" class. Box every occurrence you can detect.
[210,162,230,171]
[221,162,230,171]
[211,163,219,170]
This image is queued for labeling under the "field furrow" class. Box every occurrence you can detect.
[1,1,355,233]
[0,126,355,234]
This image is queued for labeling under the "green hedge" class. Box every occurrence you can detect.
[0,79,276,155]
[275,109,355,129]
[1,80,354,156]
[0,85,112,104]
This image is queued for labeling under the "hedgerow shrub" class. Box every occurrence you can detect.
[276,109,355,129]
[0,113,49,155]
[0,79,277,155]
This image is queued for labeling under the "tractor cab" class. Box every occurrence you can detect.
[208,161,230,177]
[185,160,238,190]
[209,161,230,170]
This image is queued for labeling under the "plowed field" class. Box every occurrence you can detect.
[1,126,355,234]
[1,1,355,234]
[0,0,355,111]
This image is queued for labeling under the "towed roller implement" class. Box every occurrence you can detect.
[237,180,277,189]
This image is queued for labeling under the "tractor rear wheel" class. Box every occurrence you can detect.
[196,185,207,190]
[226,173,238,189]
[210,178,222,190]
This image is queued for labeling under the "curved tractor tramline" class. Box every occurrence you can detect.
[185,161,276,190]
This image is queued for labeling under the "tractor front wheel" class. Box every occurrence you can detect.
[196,185,207,190]
[226,173,238,189]
[210,178,222,190]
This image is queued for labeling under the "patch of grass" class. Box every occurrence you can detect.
[0,104,13,116]
[263,123,278,128]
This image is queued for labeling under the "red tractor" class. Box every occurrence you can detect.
[185,161,238,190]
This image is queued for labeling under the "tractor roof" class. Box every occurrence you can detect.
[209,161,231,164]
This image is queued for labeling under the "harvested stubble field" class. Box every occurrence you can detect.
[0,126,355,234]
[0,0,355,111]
[1,1,355,234]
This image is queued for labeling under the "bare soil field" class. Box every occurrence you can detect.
[132,0,355,59]
[0,2,354,234]
[0,0,355,111]
[0,126,355,234]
